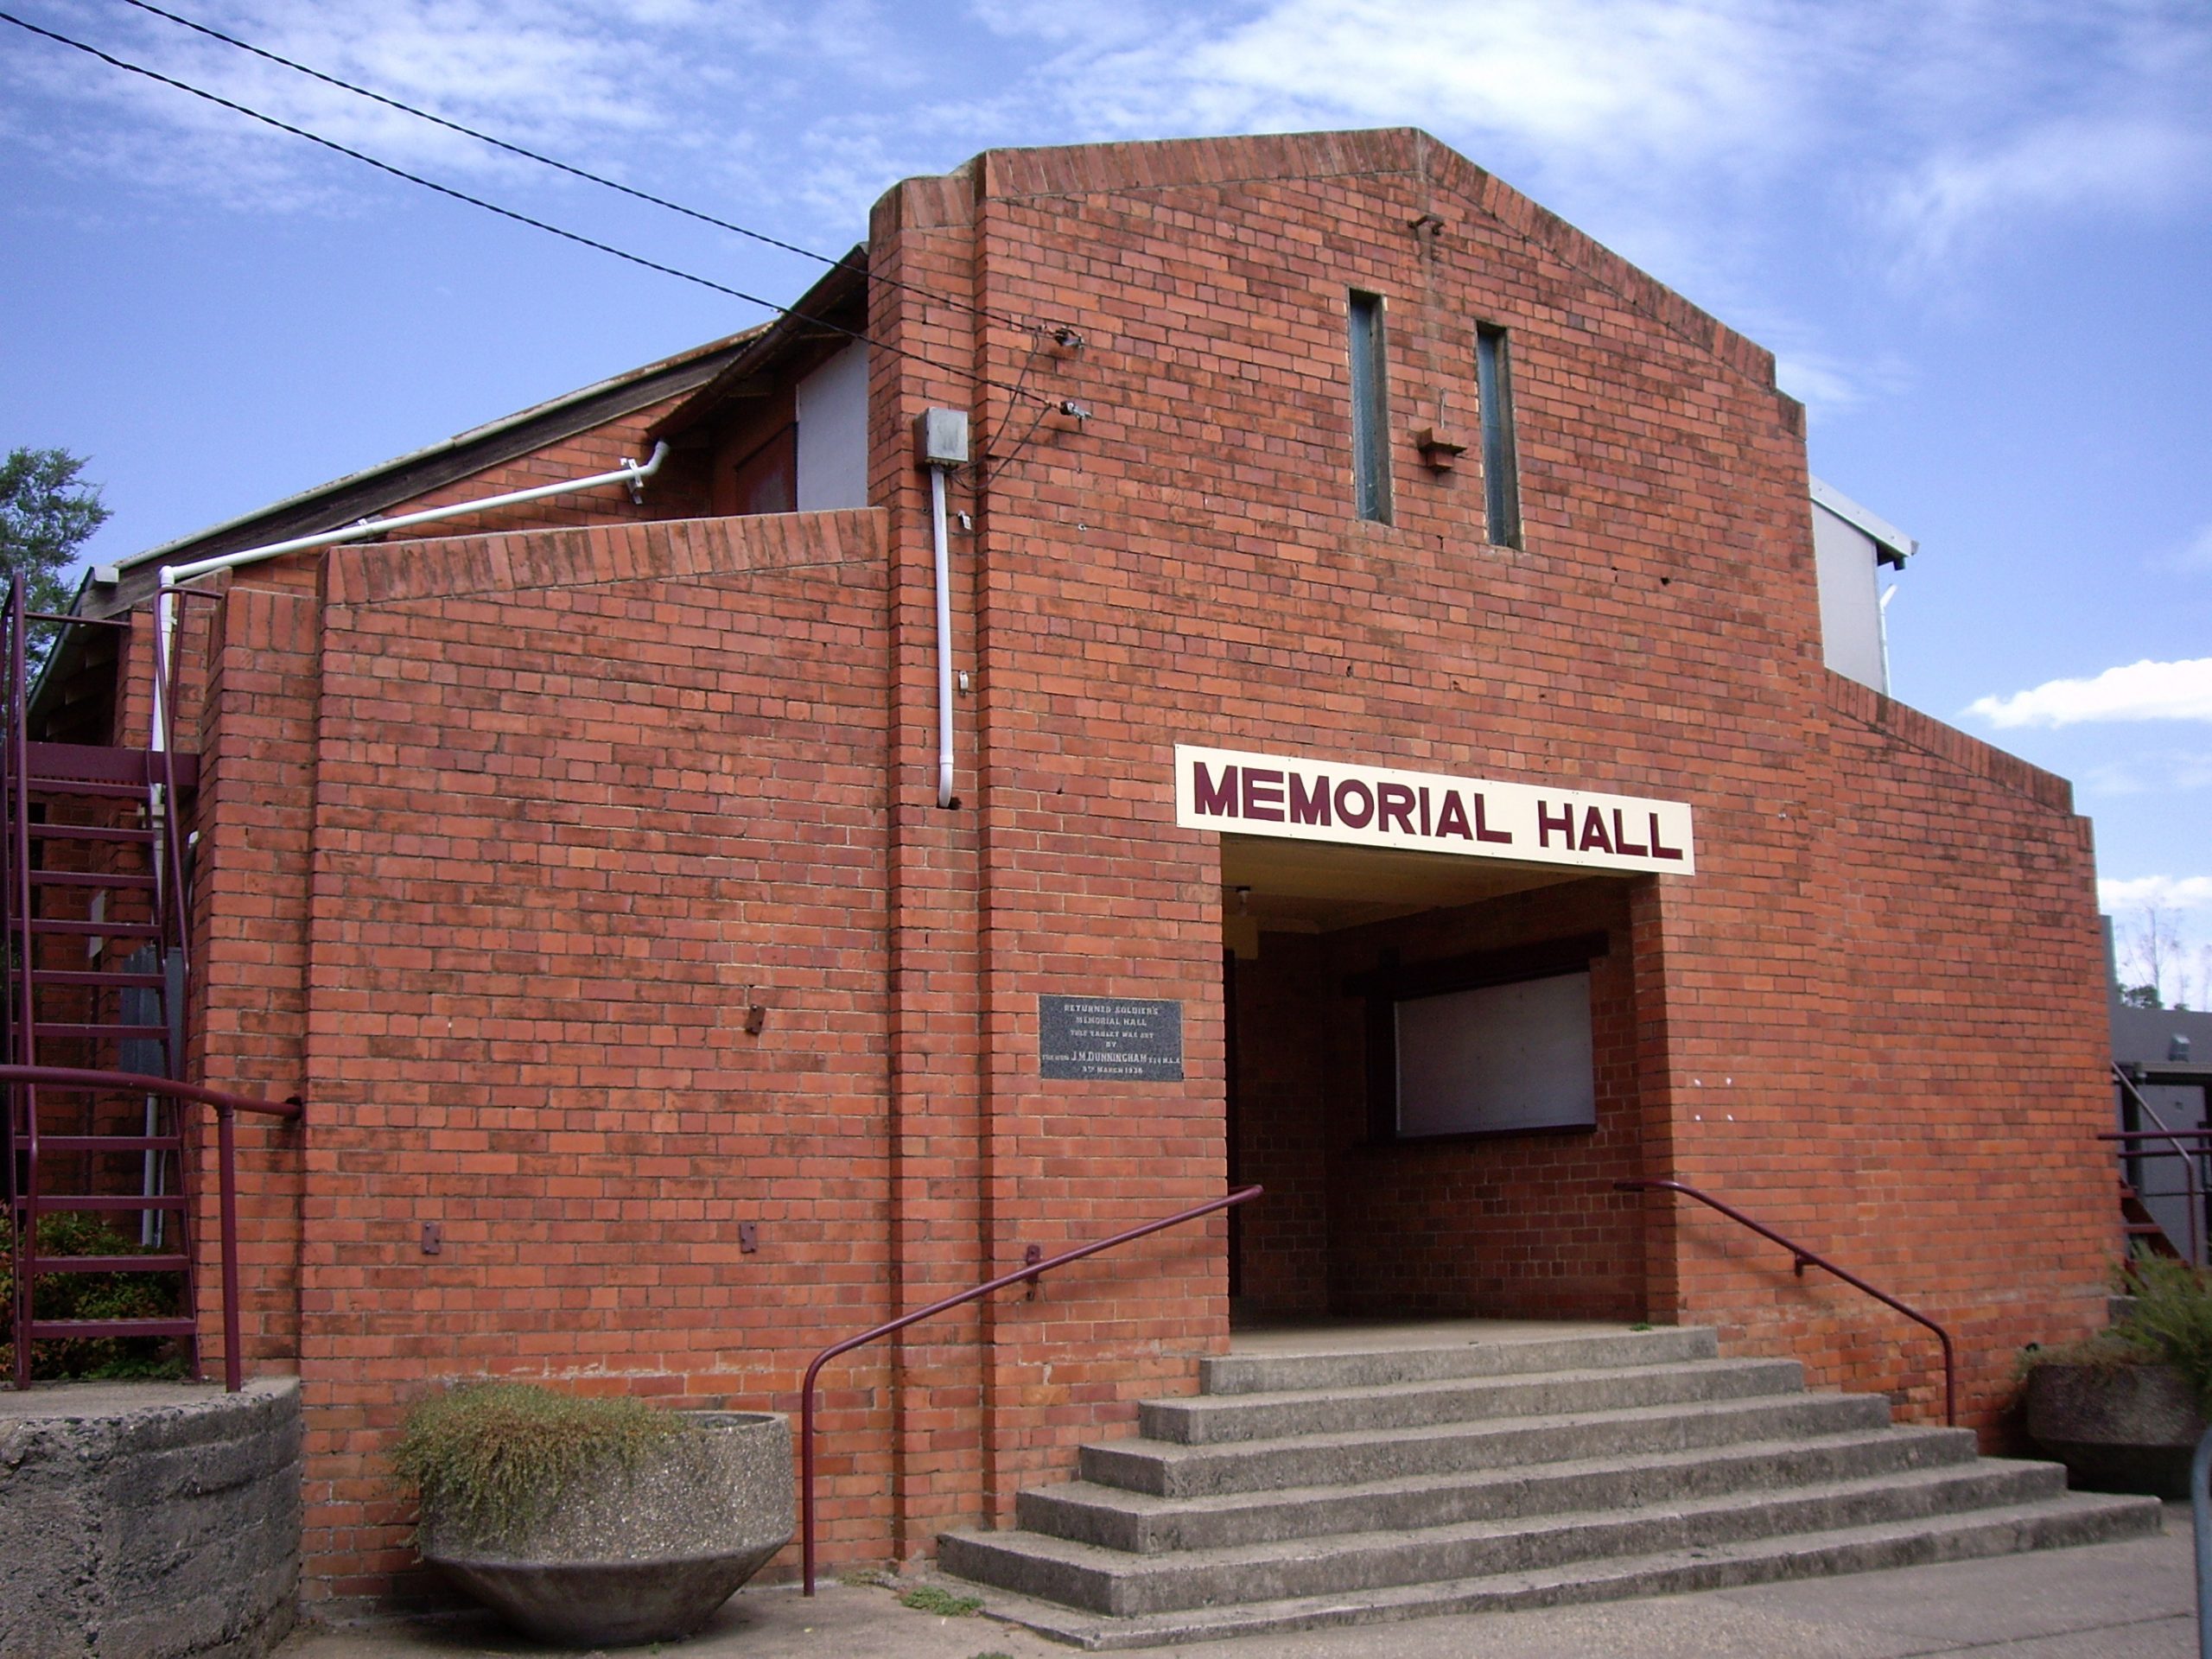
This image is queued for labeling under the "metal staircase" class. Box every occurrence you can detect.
[2112,1061,2204,1266]
[3,579,200,1387]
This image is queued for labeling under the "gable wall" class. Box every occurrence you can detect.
[855,127,2112,1518]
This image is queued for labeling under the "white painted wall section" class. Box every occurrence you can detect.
[1809,477,1915,695]
[1813,504,1885,691]
[795,342,869,512]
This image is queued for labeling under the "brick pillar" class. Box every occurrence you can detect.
[870,167,994,1560]
[964,155,1236,1527]
[190,576,319,1409]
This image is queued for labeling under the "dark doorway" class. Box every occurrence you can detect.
[1220,836,1649,1322]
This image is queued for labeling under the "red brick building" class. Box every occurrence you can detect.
[52,128,2115,1612]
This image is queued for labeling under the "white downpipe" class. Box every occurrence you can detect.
[148,442,671,753]
[928,465,957,809]
[1878,582,1898,699]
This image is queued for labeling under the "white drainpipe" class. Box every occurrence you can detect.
[928,465,957,809]
[148,442,670,753]
[915,411,970,810]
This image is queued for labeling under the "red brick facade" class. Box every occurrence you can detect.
[104,130,2114,1611]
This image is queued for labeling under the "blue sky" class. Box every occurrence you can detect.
[3,0,2208,988]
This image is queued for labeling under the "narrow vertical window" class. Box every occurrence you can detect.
[1476,322,1521,547]
[1348,290,1393,524]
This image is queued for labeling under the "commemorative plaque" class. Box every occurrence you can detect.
[1039,995,1184,1081]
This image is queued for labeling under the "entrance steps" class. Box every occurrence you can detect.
[936,1325,2160,1649]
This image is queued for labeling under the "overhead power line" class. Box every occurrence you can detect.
[112,0,1055,341]
[0,9,1057,412]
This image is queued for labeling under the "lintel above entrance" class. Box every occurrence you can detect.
[1175,744,1696,877]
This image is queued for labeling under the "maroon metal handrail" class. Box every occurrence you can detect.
[2,1064,302,1392]
[1618,1178,1956,1426]
[4,586,32,1391]
[797,1183,1262,1594]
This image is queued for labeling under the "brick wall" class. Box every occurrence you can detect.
[192,512,892,1608]
[1228,934,1332,1315]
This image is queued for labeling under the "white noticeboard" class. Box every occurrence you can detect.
[1395,970,1596,1137]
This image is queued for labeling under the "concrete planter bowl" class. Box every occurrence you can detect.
[419,1410,794,1647]
[2025,1361,2207,1498]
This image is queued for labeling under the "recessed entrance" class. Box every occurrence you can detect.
[1220,834,1651,1324]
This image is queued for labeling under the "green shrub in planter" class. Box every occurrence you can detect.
[394,1382,794,1647]
[2113,1254,2212,1410]
[393,1382,692,1548]
[2022,1255,2212,1405]
[2022,1255,2212,1497]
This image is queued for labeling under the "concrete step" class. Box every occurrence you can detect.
[1199,1325,1719,1395]
[941,1459,2084,1618]
[1021,1423,1980,1554]
[951,1491,2163,1649]
[1085,1388,1893,1498]
[1141,1356,1806,1445]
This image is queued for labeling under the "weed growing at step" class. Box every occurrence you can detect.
[899,1586,982,1617]
[393,1382,696,1547]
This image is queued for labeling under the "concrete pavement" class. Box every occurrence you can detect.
[280,1502,2202,1658]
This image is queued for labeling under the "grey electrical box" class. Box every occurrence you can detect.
[916,408,969,468]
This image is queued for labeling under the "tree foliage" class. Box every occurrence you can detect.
[0,447,111,614]
[2117,904,2204,1013]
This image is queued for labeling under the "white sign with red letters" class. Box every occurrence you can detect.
[1174,743,1694,876]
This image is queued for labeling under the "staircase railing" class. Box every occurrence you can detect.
[4,1065,300,1390]
[1618,1179,1956,1426]
[797,1184,1263,1594]
[3,577,302,1390]
[2112,1061,2205,1264]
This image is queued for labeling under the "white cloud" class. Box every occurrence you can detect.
[1880,116,2210,277]
[1966,658,2212,729]
[2101,874,2212,913]
[2083,752,2212,797]
[2172,521,2212,574]
[1770,343,1917,423]
[0,0,804,208]
[1772,353,1864,416]
[2082,761,2148,797]
[967,0,1166,50]
[966,0,1827,182]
